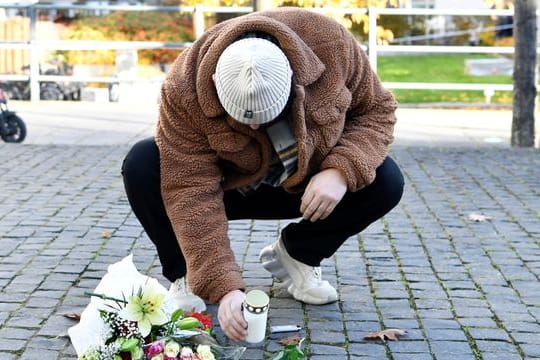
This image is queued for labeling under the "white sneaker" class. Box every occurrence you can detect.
[163,277,206,313]
[259,239,338,305]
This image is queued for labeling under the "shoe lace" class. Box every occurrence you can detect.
[312,267,322,280]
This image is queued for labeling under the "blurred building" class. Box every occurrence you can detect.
[411,0,486,8]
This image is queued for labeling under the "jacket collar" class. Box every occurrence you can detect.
[196,12,326,118]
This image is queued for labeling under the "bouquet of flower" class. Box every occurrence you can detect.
[68,255,245,360]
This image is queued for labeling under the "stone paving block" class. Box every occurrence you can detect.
[348,342,387,357]
[429,340,474,356]
[475,340,520,353]
[424,328,468,341]
[0,354,17,360]
[238,348,265,360]
[25,335,70,351]
[448,289,483,298]
[310,330,346,344]
[383,319,420,330]
[306,320,344,333]
[265,339,287,353]
[417,309,454,319]
[511,331,540,345]
[373,289,409,299]
[520,344,540,358]
[379,310,416,321]
[19,348,61,360]
[45,273,81,284]
[392,354,433,360]
[497,311,536,323]
[409,283,445,294]
[415,299,451,310]
[452,298,488,308]
[6,312,47,329]
[482,352,522,360]
[468,327,511,342]
[38,315,77,338]
[454,306,493,318]
[0,338,26,352]
[458,317,498,328]
[37,279,74,292]
[341,301,378,313]
[307,310,344,322]
[387,340,430,353]
[268,319,306,332]
[0,302,19,314]
[421,318,462,329]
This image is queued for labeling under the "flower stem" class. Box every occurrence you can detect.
[84,291,127,304]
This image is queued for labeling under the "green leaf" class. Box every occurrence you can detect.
[170,308,183,322]
[119,338,139,351]
[273,335,307,360]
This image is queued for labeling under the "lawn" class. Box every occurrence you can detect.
[377,54,513,104]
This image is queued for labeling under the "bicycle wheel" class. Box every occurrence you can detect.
[1,113,27,143]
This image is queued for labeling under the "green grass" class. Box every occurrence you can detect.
[377,54,513,104]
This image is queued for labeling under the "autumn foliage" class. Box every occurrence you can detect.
[62,11,194,65]
[60,0,410,66]
[181,0,404,44]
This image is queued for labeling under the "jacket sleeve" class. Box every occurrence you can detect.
[155,83,245,304]
[320,31,397,191]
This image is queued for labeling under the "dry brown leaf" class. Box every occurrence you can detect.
[468,213,493,222]
[63,313,81,321]
[101,231,112,238]
[278,334,303,346]
[364,328,406,341]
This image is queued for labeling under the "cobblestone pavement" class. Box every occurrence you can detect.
[1,104,540,359]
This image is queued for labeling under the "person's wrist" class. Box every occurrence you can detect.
[326,168,346,182]
[219,289,244,303]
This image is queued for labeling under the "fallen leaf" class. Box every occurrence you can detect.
[101,231,112,238]
[364,328,406,341]
[278,335,303,346]
[468,213,493,222]
[63,313,81,321]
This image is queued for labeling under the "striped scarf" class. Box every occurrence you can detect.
[237,115,298,195]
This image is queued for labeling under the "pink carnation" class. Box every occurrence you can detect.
[145,340,165,358]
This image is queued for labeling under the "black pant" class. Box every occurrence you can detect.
[122,137,404,282]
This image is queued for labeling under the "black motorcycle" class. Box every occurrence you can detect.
[0,88,26,143]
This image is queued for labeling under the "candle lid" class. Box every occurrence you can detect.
[244,289,269,314]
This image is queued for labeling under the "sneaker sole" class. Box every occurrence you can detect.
[288,283,338,305]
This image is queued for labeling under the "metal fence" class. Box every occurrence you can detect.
[0,3,529,102]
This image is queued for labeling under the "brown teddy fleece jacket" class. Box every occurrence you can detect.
[155,8,397,303]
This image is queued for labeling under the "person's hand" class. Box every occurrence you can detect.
[300,168,347,222]
[218,290,247,341]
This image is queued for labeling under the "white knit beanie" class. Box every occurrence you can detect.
[214,37,292,125]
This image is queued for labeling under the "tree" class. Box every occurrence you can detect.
[62,11,194,65]
[512,0,537,147]
[178,0,406,44]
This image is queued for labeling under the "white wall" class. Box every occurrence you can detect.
[434,0,487,9]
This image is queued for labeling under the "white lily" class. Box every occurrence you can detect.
[119,278,168,337]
